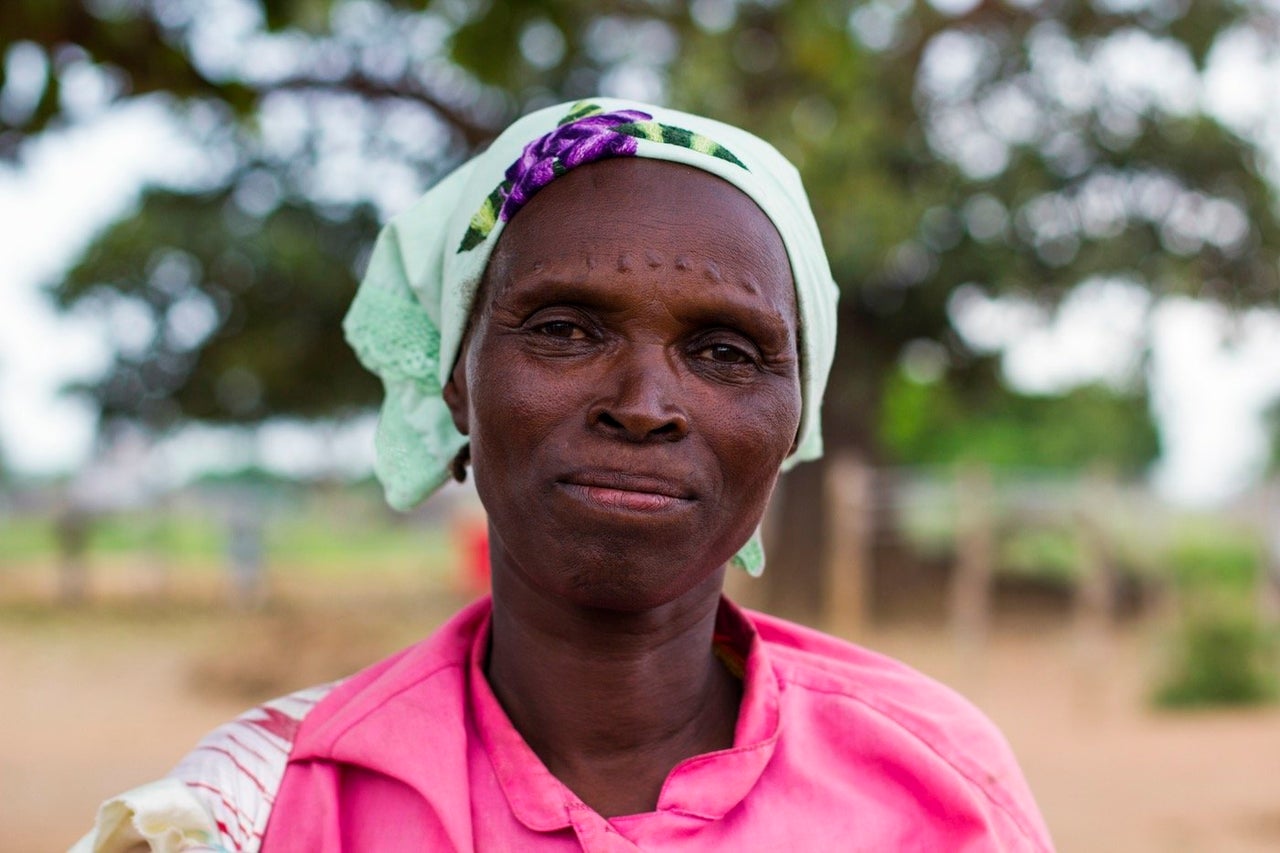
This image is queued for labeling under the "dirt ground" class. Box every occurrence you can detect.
[3,564,1279,852]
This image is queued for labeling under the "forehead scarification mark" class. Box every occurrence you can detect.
[704,259,722,283]
[585,254,598,270]
[644,250,664,269]
[674,255,692,271]
[736,275,761,296]
[617,253,634,273]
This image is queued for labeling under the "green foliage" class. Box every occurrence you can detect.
[1001,527,1080,581]
[0,516,55,561]
[1154,605,1278,709]
[0,512,223,562]
[1264,398,1280,475]
[1168,526,1260,593]
[1154,523,1276,709]
[880,369,1160,472]
[60,192,383,425]
[5,0,1280,467]
[267,509,453,569]
[666,0,1280,454]
[0,499,452,569]
[97,512,225,558]
[192,465,307,488]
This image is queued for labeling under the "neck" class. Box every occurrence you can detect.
[485,555,741,817]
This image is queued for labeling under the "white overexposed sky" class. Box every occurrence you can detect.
[951,282,1280,503]
[2,11,1279,504]
[0,101,188,474]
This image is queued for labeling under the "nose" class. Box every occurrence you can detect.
[589,344,690,442]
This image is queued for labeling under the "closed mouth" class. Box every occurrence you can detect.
[558,470,694,499]
[556,470,695,512]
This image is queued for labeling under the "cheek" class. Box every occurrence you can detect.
[466,342,573,463]
[711,382,802,489]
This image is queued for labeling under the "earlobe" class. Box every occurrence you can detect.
[442,348,471,436]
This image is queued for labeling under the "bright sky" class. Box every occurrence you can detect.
[0,107,384,498]
[951,282,1280,502]
[0,102,178,475]
[2,11,1279,504]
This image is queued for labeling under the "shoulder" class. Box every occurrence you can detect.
[72,684,335,853]
[748,608,1000,742]
[170,683,337,850]
[747,609,1052,849]
[749,609,972,712]
[76,600,493,853]
[287,597,488,759]
[176,600,492,845]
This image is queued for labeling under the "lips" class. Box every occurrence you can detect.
[556,469,695,513]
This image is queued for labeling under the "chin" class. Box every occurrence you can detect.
[526,528,744,613]
[484,484,763,613]
[563,582,678,614]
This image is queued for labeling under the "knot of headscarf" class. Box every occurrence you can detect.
[344,98,839,575]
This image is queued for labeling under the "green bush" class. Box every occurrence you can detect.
[1000,528,1080,581]
[1154,606,1278,709]
[1168,527,1259,592]
[0,518,53,561]
[1152,523,1278,709]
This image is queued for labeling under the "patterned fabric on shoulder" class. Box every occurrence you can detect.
[71,682,336,853]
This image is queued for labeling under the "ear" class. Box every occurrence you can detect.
[788,402,804,456]
[442,339,471,436]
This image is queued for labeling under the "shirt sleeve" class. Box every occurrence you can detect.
[68,777,228,853]
[72,683,335,853]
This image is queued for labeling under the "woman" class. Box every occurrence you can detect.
[77,99,1052,851]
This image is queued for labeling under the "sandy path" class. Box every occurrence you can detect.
[0,616,248,852]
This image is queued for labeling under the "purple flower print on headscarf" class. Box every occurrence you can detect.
[458,101,747,252]
[500,108,652,220]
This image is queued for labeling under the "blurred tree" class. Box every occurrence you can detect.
[880,366,1159,472]
[5,0,1279,617]
[665,0,1280,615]
[59,193,383,425]
[0,358,7,485]
[1265,398,1280,475]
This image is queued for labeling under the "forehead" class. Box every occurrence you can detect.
[484,158,796,315]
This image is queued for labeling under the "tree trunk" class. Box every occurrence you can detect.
[762,461,829,622]
[822,452,875,639]
[761,304,893,625]
[950,465,994,657]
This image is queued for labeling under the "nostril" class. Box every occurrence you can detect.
[597,411,625,431]
[590,405,687,442]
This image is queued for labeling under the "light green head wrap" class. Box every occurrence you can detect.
[344,98,839,575]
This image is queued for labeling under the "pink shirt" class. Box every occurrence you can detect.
[257,597,1051,851]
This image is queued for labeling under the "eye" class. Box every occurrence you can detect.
[696,342,755,366]
[536,320,586,339]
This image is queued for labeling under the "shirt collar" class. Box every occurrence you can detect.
[470,596,782,831]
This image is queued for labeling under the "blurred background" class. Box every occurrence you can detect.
[3,0,1280,849]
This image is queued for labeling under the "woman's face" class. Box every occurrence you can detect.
[446,158,801,611]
